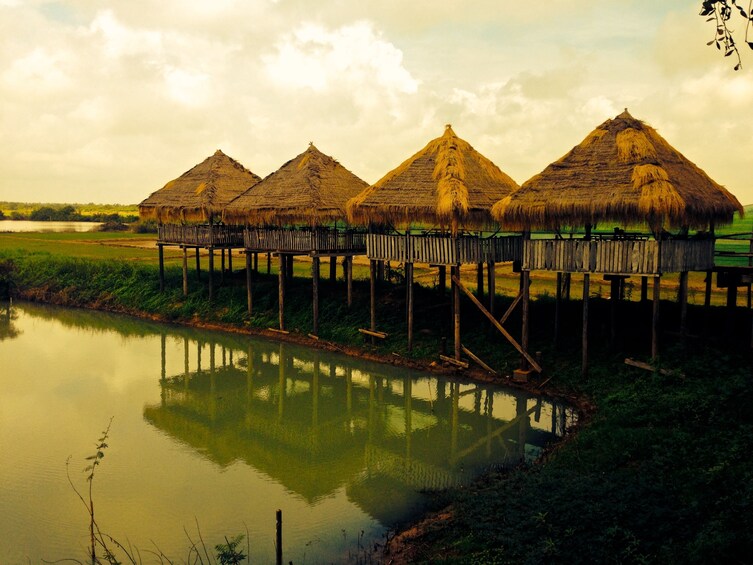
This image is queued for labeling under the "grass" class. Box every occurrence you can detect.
[1,232,752,563]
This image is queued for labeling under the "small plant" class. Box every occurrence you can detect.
[215,534,247,565]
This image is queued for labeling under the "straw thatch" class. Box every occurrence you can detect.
[139,150,261,223]
[222,143,368,226]
[492,110,744,230]
[347,125,519,231]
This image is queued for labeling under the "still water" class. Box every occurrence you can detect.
[0,301,576,563]
[0,220,101,232]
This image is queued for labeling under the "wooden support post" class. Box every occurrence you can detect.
[346,256,353,307]
[220,248,225,282]
[329,256,337,283]
[438,265,446,295]
[287,254,294,281]
[582,273,590,378]
[377,260,385,283]
[195,248,201,281]
[406,262,414,352]
[266,252,271,274]
[487,261,495,317]
[452,265,461,361]
[158,244,165,292]
[208,248,214,301]
[476,262,484,300]
[641,276,648,303]
[563,272,571,300]
[182,246,188,296]
[727,283,738,309]
[228,248,233,273]
[312,257,320,336]
[278,254,286,331]
[704,270,713,307]
[679,271,688,339]
[245,250,253,316]
[369,259,377,345]
[521,270,530,371]
[610,277,620,348]
[554,272,562,346]
[275,509,283,565]
[652,275,661,360]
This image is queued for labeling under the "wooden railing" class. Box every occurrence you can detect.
[244,228,367,253]
[158,224,245,247]
[523,238,716,274]
[365,234,523,264]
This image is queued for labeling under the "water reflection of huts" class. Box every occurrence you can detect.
[144,333,574,518]
[139,112,748,378]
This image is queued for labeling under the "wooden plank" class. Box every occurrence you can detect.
[451,274,542,373]
[625,357,684,377]
[439,354,469,369]
[358,328,388,339]
[461,345,498,375]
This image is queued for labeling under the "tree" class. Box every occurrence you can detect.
[701,0,753,69]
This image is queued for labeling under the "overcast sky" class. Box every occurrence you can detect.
[1,0,751,206]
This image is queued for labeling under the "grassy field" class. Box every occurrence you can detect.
[0,201,138,217]
[1,233,752,564]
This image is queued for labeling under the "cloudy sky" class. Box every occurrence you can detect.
[1,0,751,206]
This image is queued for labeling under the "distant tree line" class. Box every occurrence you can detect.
[3,205,138,224]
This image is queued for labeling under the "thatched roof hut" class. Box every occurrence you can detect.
[223,143,368,226]
[492,110,744,231]
[347,125,519,232]
[139,150,261,223]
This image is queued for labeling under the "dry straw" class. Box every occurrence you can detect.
[222,143,368,226]
[139,150,261,224]
[347,125,519,232]
[492,110,743,230]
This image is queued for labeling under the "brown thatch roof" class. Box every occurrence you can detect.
[222,143,368,226]
[139,150,261,223]
[492,110,744,230]
[347,125,519,231]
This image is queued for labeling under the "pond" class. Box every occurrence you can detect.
[0,220,102,232]
[0,301,576,564]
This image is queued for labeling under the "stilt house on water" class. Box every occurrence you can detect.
[492,110,745,376]
[347,125,525,364]
[138,150,262,299]
[222,143,369,334]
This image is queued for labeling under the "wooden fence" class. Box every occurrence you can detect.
[158,224,245,247]
[523,239,715,274]
[244,228,367,254]
[366,234,523,265]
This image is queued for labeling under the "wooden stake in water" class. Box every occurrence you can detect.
[276,509,283,565]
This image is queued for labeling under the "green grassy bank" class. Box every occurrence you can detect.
[1,249,752,564]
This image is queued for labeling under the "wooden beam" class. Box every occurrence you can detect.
[521,270,530,370]
[625,357,684,377]
[158,244,165,292]
[370,259,377,345]
[346,256,353,307]
[195,248,201,281]
[359,328,387,339]
[208,247,214,302]
[554,272,562,346]
[451,274,542,373]
[406,262,414,352]
[440,354,469,369]
[182,246,188,296]
[246,250,252,316]
[278,253,286,331]
[499,290,523,326]
[312,256,320,336]
[461,345,498,375]
[452,266,461,361]
[487,260,495,317]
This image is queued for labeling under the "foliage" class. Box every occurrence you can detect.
[700,0,753,69]
[0,201,138,223]
[215,535,247,565]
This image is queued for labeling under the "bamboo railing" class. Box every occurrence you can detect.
[365,234,523,265]
[158,224,245,247]
[244,228,367,254]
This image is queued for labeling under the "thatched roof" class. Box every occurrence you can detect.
[347,125,519,231]
[139,150,261,223]
[222,143,368,226]
[492,110,744,230]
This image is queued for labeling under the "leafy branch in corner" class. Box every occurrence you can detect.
[700,0,753,69]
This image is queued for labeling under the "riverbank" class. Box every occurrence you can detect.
[2,250,752,563]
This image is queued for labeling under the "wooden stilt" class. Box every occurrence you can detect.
[438,265,446,295]
[267,252,271,274]
[554,272,562,346]
[652,275,661,360]
[182,246,188,296]
[563,272,571,300]
[406,262,414,352]
[208,248,214,301]
[329,256,337,283]
[195,248,201,281]
[452,265,461,361]
[278,254,286,331]
[704,270,712,307]
[312,257,320,335]
[476,262,484,300]
[610,277,620,347]
[641,276,648,303]
[487,261,495,317]
[679,271,688,339]
[228,248,233,274]
[377,260,385,283]
[220,249,225,282]
[158,244,165,292]
[582,273,590,378]
[727,283,738,309]
[346,256,353,307]
[246,250,253,316]
[521,270,530,370]
[369,259,377,345]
